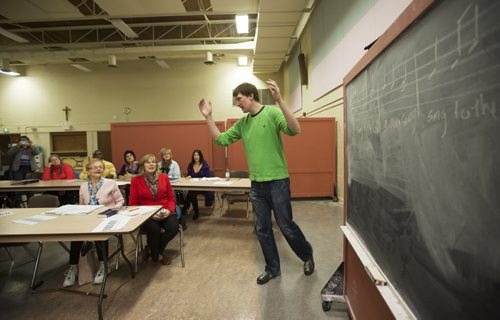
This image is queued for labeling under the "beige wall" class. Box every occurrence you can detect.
[0,59,279,166]
[282,21,345,204]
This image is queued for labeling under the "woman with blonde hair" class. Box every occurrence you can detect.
[158,147,181,180]
[129,154,178,265]
[63,159,124,287]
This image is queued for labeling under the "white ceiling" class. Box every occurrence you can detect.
[0,0,315,73]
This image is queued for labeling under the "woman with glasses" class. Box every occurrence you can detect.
[62,159,124,287]
[129,154,179,265]
[158,147,181,180]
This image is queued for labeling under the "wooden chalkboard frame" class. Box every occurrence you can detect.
[342,0,434,318]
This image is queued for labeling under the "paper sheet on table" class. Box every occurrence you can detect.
[191,177,222,182]
[213,181,234,185]
[118,207,155,217]
[45,205,103,215]
[12,214,57,225]
[92,215,131,232]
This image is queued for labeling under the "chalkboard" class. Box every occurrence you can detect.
[345,0,500,319]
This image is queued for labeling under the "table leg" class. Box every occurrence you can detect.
[96,241,107,320]
[117,235,134,278]
[30,242,44,290]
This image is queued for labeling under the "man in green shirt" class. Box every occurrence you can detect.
[198,80,314,285]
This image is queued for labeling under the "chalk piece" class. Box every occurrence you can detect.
[364,265,387,286]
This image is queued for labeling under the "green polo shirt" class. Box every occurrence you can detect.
[215,106,298,182]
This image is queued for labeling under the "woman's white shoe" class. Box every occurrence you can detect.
[63,265,78,287]
[93,263,106,284]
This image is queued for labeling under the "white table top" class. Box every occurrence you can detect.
[0,206,159,243]
[170,177,251,192]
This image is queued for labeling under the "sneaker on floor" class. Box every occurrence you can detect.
[63,265,78,287]
[93,263,106,284]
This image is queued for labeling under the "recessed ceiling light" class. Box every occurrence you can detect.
[238,56,248,66]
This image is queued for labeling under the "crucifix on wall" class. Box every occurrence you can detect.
[62,106,71,121]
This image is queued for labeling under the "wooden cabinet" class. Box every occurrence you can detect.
[50,132,87,156]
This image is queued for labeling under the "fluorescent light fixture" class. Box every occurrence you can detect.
[0,69,20,76]
[71,64,92,72]
[238,56,248,66]
[0,59,20,76]
[0,27,29,43]
[155,60,170,69]
[109,18,138,38]
[236,15,249,34]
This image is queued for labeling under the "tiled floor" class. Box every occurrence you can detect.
[0,200,349,319]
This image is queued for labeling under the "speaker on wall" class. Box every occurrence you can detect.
[298,53,308,86]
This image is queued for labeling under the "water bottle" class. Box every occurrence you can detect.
[225,169,230,181]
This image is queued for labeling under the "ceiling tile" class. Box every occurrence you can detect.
[0,0,83,20]
[257,25,295,37]
[259,0,310,12]
[95,0,186,16]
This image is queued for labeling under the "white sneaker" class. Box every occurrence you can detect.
[93,262,106,284]
[63,265,78,287]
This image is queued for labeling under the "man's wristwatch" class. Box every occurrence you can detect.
[160,208,168,215]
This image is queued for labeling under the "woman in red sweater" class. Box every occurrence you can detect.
[42,154,76,204]
[129,154,179,265]
[42,154,75,180]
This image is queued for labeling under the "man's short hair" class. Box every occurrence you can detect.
[233,82,260,102]
[92,150,103,159]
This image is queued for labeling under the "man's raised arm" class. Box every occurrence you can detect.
[267,79,301,134]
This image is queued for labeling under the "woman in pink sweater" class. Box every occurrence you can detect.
[62,159,124,287]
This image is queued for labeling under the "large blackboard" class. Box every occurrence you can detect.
[345,0,500,319]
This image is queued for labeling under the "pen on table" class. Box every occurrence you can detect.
[128,207,139,212]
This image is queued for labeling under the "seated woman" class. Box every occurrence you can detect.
[118,150,139,180]
[158,147,181,180]
[182,149,214,220]
[42,154,76,204]
[129,154,179,265]
[42,154,75,180]
[63,159,124,287]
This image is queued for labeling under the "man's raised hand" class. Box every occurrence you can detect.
[198,98,212,118]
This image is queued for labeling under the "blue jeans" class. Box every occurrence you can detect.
[250,178,313,275]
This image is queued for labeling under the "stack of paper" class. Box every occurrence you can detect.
[45,205,103,215]
[92,215,130,232]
